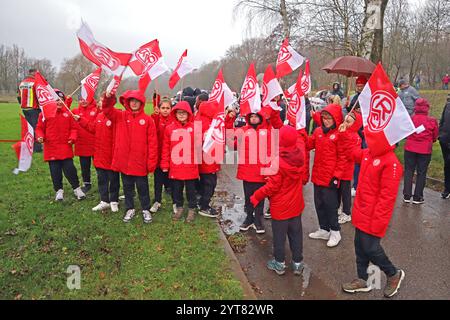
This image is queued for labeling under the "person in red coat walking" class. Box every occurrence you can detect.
[71,96,98,193]
[250,125,306,275]
[35,89,86,201]
[102,91,158,224]
[307,104,346,247]
[150,97,173,214]
[341,126,405,298]
[403,98,439,204]
[161,101,200,223]
[74,96,120,213]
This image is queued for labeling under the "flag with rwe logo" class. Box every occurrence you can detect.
[287,70,306,130]
[276,38,305,78]
[262,64,283,111]
[12,115,34,174]
[77,22,131,77]
[80,68,102,102]
[358,63,421,156]
[239,63,261,116]
[301,59,311,94]
[106,75,122,96]
[34,71,59,120]
[169,50,195,89]
[208,69,234,108]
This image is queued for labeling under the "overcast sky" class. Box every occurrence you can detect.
[0,0,248,70]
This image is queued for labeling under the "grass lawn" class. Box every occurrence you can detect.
[0,102,243,300]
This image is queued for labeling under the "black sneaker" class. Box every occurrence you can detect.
[412,197,424,204]
[240,217,255,232]
[254,224,266,234]
[81,183,92,194]
[199,207,219,218]
[441,191,450,199]
[403,195,411,203]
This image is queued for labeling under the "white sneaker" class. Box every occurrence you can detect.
[55,189,64,201]
[119,195,125,201]
[110,202,119,213]
[327,230,342,247]
[74,187,86,200]
[339,214,352,224]
[173,204,177,214]
[351,188,357,197]
[308,229,331,240]
[92,201,110,212]
[338,208,344,217]
[150,202,161,213]
[143,210,153,224]
[123,209,136,223]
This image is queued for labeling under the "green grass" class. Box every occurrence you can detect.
[0,102,243,300]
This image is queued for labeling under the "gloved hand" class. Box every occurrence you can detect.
[329,177,340,189]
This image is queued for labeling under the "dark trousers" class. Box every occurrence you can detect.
[440,141,450,192]
[243,181,265,228]
[338,180,352,215]
[23,108,42,152]
[272,216,303,263]
[48,159,80,191]
[353,164,360,189]
[121,174,150,211]
[79,156,92,184]
[354,228,397,281]
[199,173,218,210]
[153,168,171,203]
[96,168,120,203]
[403,150,432,198]
[313,184,340,232]
[172,179,197,209]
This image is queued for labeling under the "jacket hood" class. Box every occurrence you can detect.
[279,148,304,175]
[322,103,343,127]
[414,98,430,115]
[347,111,363,133]
[171,101,193,123]
[119,90,146,112]
[245,111,265,128]
[198,101,220,120]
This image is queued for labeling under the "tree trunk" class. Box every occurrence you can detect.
[280,0,290,39]
[359,0,389,63]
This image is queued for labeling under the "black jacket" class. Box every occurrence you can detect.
[439,101,450,144]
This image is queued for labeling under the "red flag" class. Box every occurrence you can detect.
[129,40,169,86]
[12,115,34,174]
[169,50,195,89]
[358,63,420,156]
[276,38,305,78]
[208,69,234,108]
[239,63,261,116]
[301,59,311,94]
[262,64,283,110]
[34,71,59,120]
[106,75,122,96]
[77,22,131,77]
[80,68,102,103]
[287,70,306,130]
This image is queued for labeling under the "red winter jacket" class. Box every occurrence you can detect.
[405,99,439,155]
[35,108,77,162]
[251,125,305,220]
[352,148,403,238]
[72,102,98,157]
[196,101,222,174]
[296,128,310,184]
[261,106,284,129]
[307,104,346,186]
[160,102,200,180]
[338,112,363,181]
[78,112,116,171]
[156,114,174,166]
[102,91,158,177]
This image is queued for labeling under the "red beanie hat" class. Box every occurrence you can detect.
[356,75,368,85]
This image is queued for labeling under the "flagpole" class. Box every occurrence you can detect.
[68,83,83,98]
[180,78,184,101]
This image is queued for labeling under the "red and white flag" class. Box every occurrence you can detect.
[106,75,122,96]
[80,67,102,102]
[276,38,305,78]
[262,64,283,111]
[209,69,234,108]
[34,71,59,120]
[240,63,261,116]
[287,71,306,130]
[203,98,226,154]
[301,59,311,94]
[77,22,131,77]
[12,115,34,174]
[129,39,169,92]
[358,63,422,156]
[169,50,195,89]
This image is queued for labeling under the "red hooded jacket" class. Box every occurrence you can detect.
[160,101,200,180]
[338,112,363,181]
[405,98,439,155]
[251,125,305,220]
[307,104,346,186]
[72,101,98,157]
[156,113,174,166]
[35,108,77,162]
[102,91,158,177]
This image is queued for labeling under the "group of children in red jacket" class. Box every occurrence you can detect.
[35,81,408,298]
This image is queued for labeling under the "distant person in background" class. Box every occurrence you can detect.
[331,82,344,99]
[442,74,450,90]
[414,74,421,90]
[438,93,450,199]
[18,68,42,152]
[402,98,438,205]
[398,79,420,116]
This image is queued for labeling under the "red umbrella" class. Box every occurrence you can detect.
[322,56,376,78]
